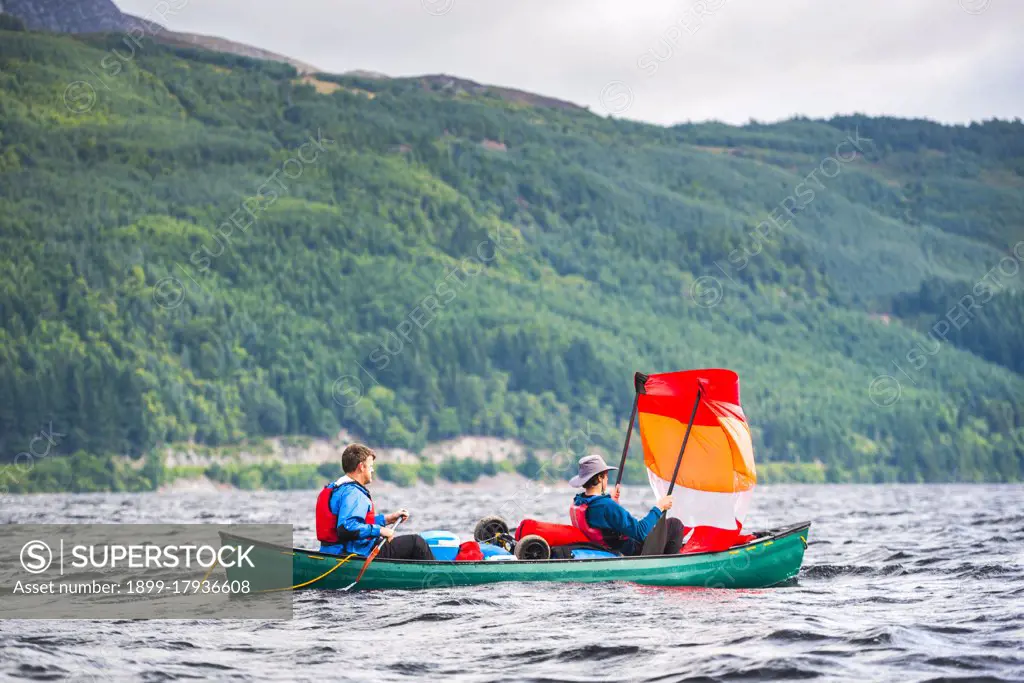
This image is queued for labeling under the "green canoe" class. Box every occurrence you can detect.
[221,521,809,592]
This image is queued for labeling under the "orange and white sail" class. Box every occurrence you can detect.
[637,369,757,550]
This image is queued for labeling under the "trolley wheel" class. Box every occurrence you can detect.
[474,515,511,543]
[514,534,551,560]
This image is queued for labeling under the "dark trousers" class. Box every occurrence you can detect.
[377,534,435,561]
[662,517,686,554]
[626,518,685,556]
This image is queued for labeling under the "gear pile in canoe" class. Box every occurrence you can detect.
[221,369,811,591]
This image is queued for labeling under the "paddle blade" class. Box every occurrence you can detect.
[640,515,668,556]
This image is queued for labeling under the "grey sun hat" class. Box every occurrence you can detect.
[569,454,618,488]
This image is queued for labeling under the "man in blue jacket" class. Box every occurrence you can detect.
[316,444,434,560]
[568,454,682,555]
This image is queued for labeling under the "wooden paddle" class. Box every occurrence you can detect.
[342,517,403,591]
[640,384,703,556]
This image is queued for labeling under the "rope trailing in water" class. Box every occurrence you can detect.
[199,552,359,592]
[257,554,358,593]
[199,558,220,584]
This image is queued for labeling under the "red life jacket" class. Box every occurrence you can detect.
[315,479,376,543]
[568,501,625,548]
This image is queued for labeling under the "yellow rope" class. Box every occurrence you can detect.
[199,558,220,584]
[256,553,358,593]
[202,548,358,593]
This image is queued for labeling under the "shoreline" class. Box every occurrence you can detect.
[155,470,539,494]
[6,433,1015,495]
[3,479,1018,499]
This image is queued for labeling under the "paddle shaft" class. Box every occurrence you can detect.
[614,392,640,487]
[665,386,702,496]
[640,385,703,555]
[344,517,403,591]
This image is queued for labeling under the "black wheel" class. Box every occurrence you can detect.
[474,515,510,543]
[514,534,550,560]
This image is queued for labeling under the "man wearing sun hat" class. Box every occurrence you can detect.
[568,454,683,555]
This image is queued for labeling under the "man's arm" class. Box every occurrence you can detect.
[384,509,409,524]
[333,490,382,539]
[590,499,662,542]
[339,514,381,539]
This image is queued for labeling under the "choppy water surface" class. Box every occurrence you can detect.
[1,484,1022,682]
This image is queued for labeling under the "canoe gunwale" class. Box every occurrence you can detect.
[220,520,811,567]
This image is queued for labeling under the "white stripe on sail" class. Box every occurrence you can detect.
[647,470,753,530]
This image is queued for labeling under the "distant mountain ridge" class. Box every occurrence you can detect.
[0,0,141,33]
[1,0,588,112]
[151,28,320,74]
[409,74,585,112]
[0,0,320,73]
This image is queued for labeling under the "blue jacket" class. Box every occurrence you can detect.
[573,492,662,555]
[319,477,386,556]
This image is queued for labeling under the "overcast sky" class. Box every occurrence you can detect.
[118,0,1024,126]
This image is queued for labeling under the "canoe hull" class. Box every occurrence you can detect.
[222,522,810,592]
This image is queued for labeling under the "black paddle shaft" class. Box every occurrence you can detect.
[640,384,703,556]
[665,385,703,496]
[614,372,648,487]
[614,392,640,487]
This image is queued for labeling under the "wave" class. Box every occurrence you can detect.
[555,644,643,662]
[848,628,894,645]
[434,597,499,607]
[802,564,876,578]
[389,661,438,675]
[764,629,831,642]
[384,612,461,628]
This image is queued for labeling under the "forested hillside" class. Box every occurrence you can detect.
[1,25,1022,487]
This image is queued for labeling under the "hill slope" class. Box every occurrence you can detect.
[0,27,1022,485]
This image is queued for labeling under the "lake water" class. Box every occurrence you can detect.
[1,484,1022,682]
